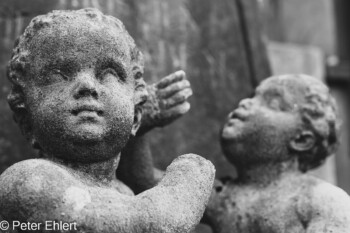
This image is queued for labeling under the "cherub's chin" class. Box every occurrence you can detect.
[222,126,240,140]
[68,125,105,141]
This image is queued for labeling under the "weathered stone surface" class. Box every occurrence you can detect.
[259,0,336,55]
[0,8,215,232]
[268,42,325,80]
[204,74,350,232]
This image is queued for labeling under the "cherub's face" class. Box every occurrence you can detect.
[221,77,306,166]
[23,21,137,162]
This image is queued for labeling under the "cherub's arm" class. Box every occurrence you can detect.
[117,70,192,194]
[298,182,350,233]
[117,135,159,194]
[0,154,215,233]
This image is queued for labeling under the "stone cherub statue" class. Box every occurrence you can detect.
[203,74,350,232]
[0,8,215,233]
[123,74,350,232]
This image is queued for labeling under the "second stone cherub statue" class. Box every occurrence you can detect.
[204,74,350,232]
[0,8,215,233]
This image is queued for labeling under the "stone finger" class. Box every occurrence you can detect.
[156,70,186,89]
[160,88,192,109]
[157,80,190,98]
[161,102,191,120]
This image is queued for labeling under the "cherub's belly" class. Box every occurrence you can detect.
[208,188,305,233]
[214,208,304,233]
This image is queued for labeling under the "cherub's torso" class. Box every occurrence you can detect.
[48,159,135,196]
[206,173,321,233]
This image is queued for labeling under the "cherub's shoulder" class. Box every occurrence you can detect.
[296,175,350,221]
[298,175,349,202]
[2,158,63,171]
[0,159,78,220]
[0,159,69,183]
[309,179,350,209]
[0,159,73,202]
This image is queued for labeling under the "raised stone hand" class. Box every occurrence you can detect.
[118,71,192,193]
[137,70,192,135]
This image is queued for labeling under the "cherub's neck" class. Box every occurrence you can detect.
[236,159,301,186]
[42,152,120,184]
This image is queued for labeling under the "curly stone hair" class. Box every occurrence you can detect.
[7,8,147,148]
[276,74,340,172]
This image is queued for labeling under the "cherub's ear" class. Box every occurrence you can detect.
[131,106,142,136]
[132,49,148,106]
[289,131,316,152]
[134,76,148,106]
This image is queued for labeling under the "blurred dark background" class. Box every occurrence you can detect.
[0,1,349,231]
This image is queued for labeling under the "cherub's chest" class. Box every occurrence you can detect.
[207,185,304,233]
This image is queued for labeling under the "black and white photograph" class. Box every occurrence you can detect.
[0,0,349,232]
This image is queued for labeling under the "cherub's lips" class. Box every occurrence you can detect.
[71,104,104,116]
[229,110,247,121]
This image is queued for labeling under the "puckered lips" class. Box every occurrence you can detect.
[227,109,248,122]
[221,109,249,139]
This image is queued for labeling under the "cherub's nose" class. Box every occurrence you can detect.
[73,72,98,99]
[238,98,253,110]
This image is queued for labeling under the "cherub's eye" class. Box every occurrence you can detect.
[99,68,123,82]
[52,69,70,81]
[40,69,70,85]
